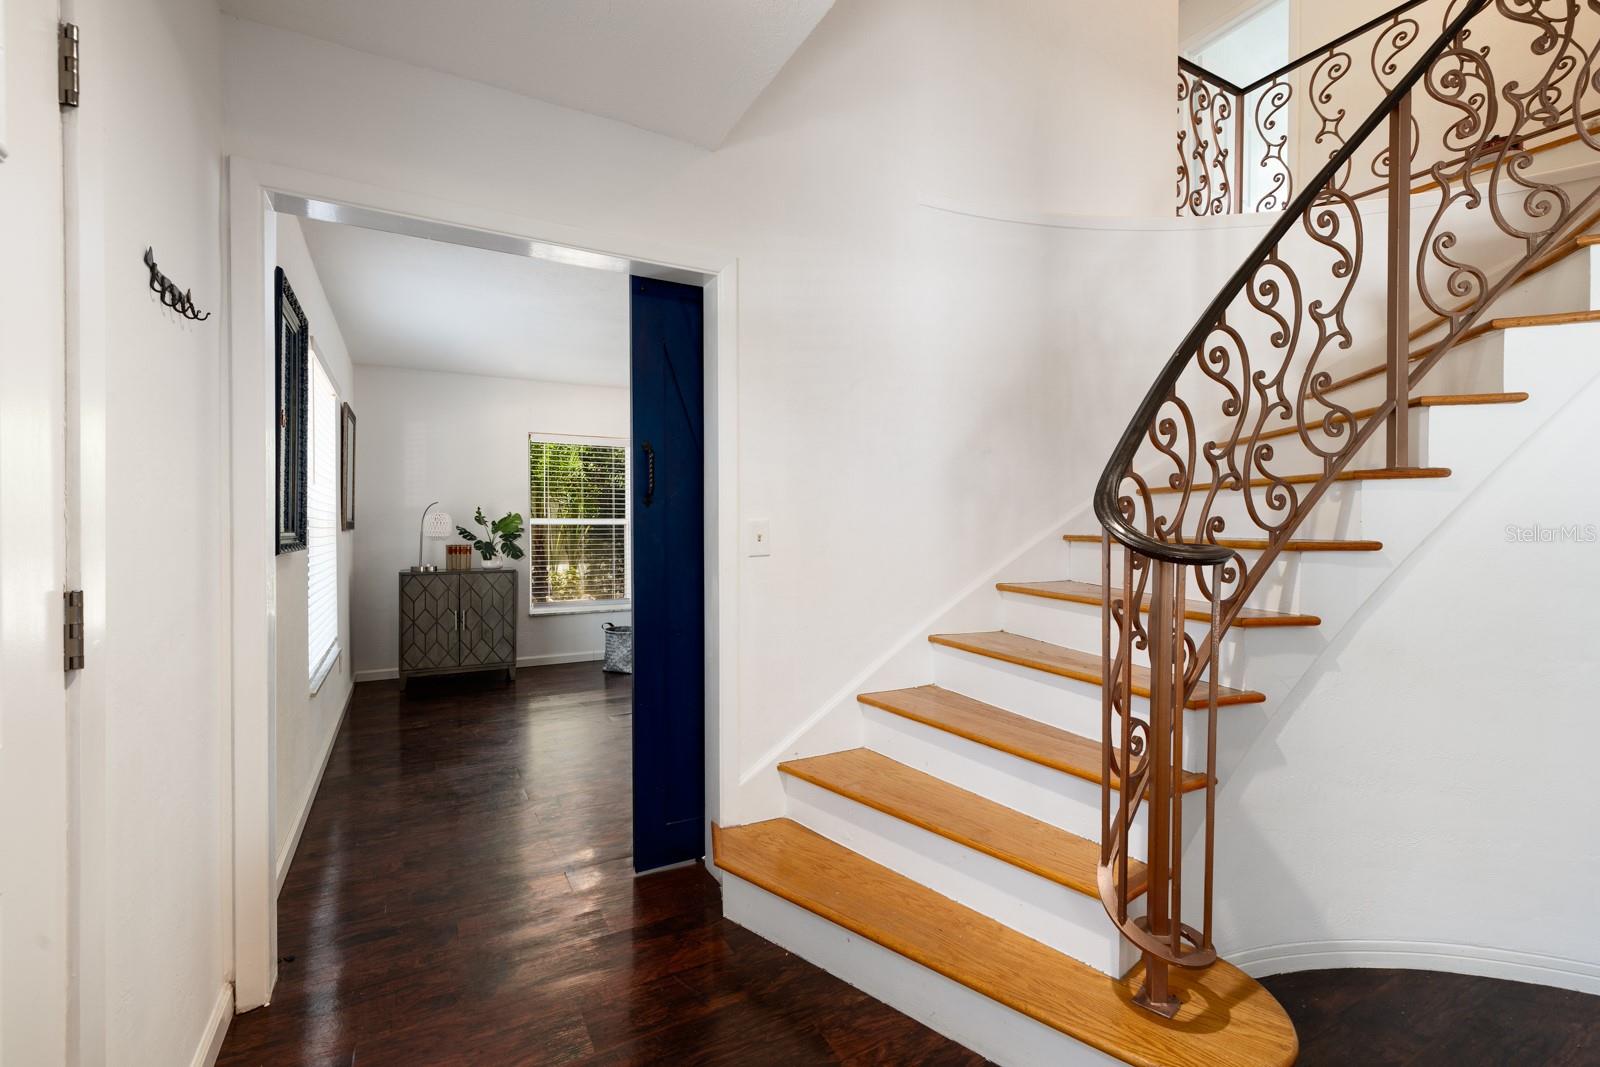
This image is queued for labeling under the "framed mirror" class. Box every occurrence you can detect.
[275,267,309,554]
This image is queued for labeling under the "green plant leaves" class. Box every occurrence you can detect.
[453,508,525,562]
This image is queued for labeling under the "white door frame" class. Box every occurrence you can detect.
[224,156,742,1009]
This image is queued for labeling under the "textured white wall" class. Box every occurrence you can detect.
[272,214,357,879]
[223,0,1182,809]
[350,365,633,678]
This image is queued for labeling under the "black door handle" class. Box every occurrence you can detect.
[642,442,655,507]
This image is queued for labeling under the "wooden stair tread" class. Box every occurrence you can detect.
[996,579,1320,629]
[1489,308,1600,330]
[1413,391,1531,406]
[1063,533,1383,552]
[1149,466,1449,495]
[859,685,1208,793]
[713,820,1299,1067]
[1246,392,1527,444]
[779,748,1142,898]
[928,631,1265,707]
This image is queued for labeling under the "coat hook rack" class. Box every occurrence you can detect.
[144,247,211,322]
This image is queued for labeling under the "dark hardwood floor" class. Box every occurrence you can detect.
[217,661,1600,1065]
[1262,968,1600,1066]
[216,662,983,1066]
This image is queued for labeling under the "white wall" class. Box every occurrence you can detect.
[1180,0,1278,52]
[70,0,233,1062]
[351,365,633,678]
[223,0,1182,816]
[272,214,357,879]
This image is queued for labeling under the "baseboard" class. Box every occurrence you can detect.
[275,685,354,893]
[189,983,233,1067]
[354,650,603,683]
[1234,939,1600,996]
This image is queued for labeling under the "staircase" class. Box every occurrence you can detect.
[713,3,1600,1063]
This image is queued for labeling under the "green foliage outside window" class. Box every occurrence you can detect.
[528,439,627,604]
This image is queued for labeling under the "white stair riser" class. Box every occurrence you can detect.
[1065,537,1396,620]
[998,591,1242,675]
[860,703,1224,864]
[1410,245,1597,340]
[721,876,1126,1067]
[929,644,1220,768]
[1190,477,1368,540]
[1324,332,1507,414]
[780,776,1137,977]
[1213,405,1436,482]
[996,590,1331,693]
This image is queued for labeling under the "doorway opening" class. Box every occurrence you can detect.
[227,168,737,1012]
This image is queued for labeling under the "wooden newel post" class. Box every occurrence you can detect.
[1386,90,1414,469]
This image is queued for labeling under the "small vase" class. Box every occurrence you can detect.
[481,557,503,569]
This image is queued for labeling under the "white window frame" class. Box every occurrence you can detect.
[526,432,632,617]
[307,343,342,693]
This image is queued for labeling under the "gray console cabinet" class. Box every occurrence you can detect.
[398,569,517,688]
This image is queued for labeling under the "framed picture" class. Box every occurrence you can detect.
[275,267,309,554]
[339,401,357,530]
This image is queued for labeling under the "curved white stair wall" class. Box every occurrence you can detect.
[1213,320,1600,992]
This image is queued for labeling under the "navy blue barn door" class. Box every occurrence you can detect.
[630,276,706,873]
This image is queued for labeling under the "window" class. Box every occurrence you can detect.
[307,349,341,689]
[528,435,628,611]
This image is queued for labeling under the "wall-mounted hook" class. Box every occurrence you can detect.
[144,247,211,322]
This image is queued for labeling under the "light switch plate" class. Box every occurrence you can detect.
[744,519,772,557]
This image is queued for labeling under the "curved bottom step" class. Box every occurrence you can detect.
[714,819,1297,1067]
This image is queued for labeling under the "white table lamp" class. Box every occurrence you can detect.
[416,501,454,571]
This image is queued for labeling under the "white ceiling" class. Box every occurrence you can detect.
[218,0,836,148]
[298,218,631,388]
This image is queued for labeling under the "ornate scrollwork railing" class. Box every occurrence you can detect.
[1178,60,1244,216]
[1120,0,1600,1016]
[1174,0,1581,215]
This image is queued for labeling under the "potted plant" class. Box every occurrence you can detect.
[457,508,525,569]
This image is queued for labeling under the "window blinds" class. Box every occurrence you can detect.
[307,353,340,682]
[528,437,628,606]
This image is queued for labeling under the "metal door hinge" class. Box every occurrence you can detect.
[59,23,80,109]
[64,590,85,671]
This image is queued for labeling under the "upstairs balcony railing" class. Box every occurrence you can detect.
[1118,0,1600,1017]
[1176,0,1600,217]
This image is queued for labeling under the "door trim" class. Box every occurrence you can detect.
[224,157,741,1009]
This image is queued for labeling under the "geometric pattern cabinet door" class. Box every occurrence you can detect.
[459,571,517,672]
[399,571,459,673]
[398,570,517,689]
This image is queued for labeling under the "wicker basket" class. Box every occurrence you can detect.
[602,623,634,674]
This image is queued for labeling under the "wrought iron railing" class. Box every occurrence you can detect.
[1110,0,1600,1016]
[1174,0,1600,217]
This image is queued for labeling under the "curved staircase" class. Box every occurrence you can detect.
[714,3,1600,1062]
